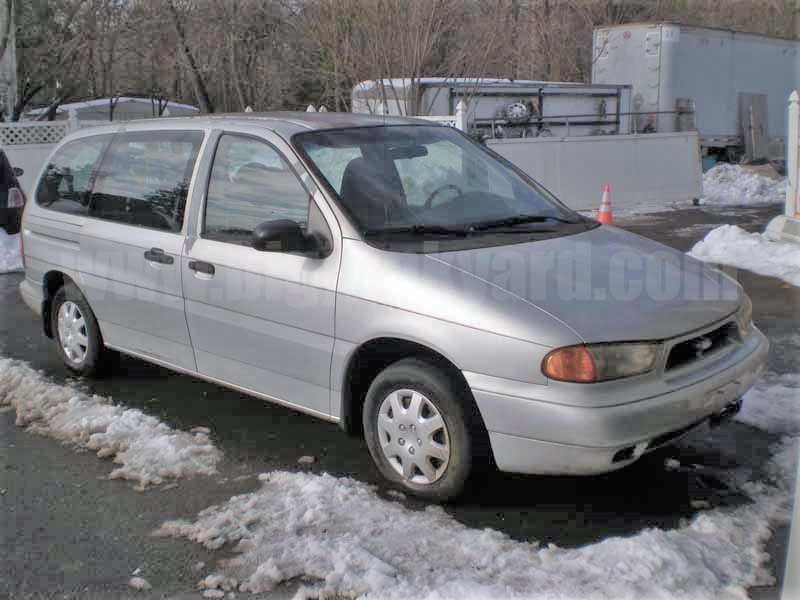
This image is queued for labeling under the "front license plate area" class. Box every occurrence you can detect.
[690,380,740,413]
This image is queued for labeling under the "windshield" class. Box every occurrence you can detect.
[294,125,587,243]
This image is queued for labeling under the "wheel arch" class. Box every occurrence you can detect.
[339,337,489,448]
[42,270,79,338]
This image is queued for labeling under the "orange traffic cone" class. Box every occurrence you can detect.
[597,183,613,225]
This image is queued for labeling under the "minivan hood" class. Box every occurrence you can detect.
[431,225,742,343]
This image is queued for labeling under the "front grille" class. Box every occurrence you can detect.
[666,322,739,371]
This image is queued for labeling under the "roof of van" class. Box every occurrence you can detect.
[74,111,433,138]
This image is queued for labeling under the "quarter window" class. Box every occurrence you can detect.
[204,135,309,246]
[36,135,111,215]
[89,130,204,232]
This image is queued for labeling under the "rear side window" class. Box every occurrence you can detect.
[203,134,309,246]
[36,135,111,215]
[89,130,204,232]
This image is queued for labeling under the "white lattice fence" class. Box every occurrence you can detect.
[0,122,70,146]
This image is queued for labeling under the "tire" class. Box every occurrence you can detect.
[50,281,108,377]
[362,358,475,502]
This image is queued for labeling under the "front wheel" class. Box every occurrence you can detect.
[51,282,108,377]
[363,358,474,502]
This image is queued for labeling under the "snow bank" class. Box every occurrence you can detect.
[700,164,786,207]
[737,374,800,437]
[157,376,798,600]
[688,225,800,287]
[0,358,221,489]
[0,229,23,274]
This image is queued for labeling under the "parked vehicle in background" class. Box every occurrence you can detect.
[18,113,769,501]
[351,78,633,138]
[592,23,800,161]
[0,150,25,234]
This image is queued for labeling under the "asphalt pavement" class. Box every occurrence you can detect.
[1,205,797,598]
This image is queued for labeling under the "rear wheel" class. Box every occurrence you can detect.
[363,358,474,502]
[51,282,108,377]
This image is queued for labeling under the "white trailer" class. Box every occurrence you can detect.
[352,78,632,138]
[350,77,701,211]
[592,23,800,160]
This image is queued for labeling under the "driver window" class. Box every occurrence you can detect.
[204,135,310,246]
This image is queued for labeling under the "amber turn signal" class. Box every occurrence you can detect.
[542,345,597,383]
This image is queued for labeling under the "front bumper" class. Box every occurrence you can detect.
[468,326,769,475]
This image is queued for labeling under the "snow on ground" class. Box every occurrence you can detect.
[737,374,800,436]
[672,224,716,238]
[0,358,221,489]
[700,164,786,207]
[594,163,785,218]
[0,229,23,274]
[157,377,798,600]
[688,225,800,287]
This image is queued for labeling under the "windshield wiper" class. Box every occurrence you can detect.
[364,224,469,237]
[467,214,583,230]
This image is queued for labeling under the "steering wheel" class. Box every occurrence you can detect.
[424,184,463,210]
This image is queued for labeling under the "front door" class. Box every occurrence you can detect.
[182,130,340,418]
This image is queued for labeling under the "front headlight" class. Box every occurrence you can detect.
[736,294,753,337]
[542,342,660,383]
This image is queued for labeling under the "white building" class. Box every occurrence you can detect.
[25,97,200,122]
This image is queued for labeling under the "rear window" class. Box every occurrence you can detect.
[36,135,111,215]
[89,130,204,232]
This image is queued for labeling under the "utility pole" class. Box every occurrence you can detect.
[795,0,800,40]
[0,0,16,121]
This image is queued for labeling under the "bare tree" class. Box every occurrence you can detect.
[10,0,798,119]
[14,0,88,120]
[166,0,214,113]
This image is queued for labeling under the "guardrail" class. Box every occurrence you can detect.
[477,109,696,138]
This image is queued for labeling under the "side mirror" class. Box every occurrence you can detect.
[252,219,330,257]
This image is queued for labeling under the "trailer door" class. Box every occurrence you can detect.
[593,25,662,134]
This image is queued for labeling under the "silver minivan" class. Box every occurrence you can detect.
[19,113,768,500]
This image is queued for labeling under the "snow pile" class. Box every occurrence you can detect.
[737,373,800,437]
[689,225,800,287]
[0,229,23,274]
[0,358,221,489]
[737,373,800,487]
[700,164,786,207]
[157,375,798,600]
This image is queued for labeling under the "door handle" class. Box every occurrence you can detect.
[144,248,174,265]
[188,260,215,275]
